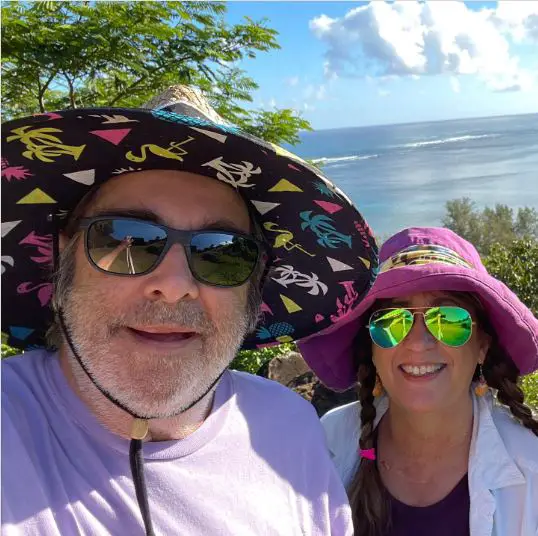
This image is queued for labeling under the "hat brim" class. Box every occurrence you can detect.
[299,263,538,391]
[1,108,378,351]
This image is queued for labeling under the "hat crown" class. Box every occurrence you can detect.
[379,226,485,272]
[142,85,228,126]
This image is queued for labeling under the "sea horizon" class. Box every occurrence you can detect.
[288,113,538,238]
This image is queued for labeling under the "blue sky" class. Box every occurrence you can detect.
[225,1,538,129]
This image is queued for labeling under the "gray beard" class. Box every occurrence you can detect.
[61,283,249,419]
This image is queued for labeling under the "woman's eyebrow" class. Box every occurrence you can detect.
[431,296,461,306]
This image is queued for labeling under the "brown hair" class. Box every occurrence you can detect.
[348,293,538,536]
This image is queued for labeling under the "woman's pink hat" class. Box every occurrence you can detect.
[299,227,538,391]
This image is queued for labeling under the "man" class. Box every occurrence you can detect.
[1,86,378,535]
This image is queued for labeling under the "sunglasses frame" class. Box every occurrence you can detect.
[77,216,269,288]
[367,306,477,348]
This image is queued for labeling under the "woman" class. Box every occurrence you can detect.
[299,227,538,536]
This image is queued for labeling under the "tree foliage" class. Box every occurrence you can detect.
[1,1,311,145]
[443,198,538,255]
[483,239,538,316]
[231,343,297,375]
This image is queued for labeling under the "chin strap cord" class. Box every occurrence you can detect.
[130,419,155,536]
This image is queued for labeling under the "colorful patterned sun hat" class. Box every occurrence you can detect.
[1,86,379,352]
[299,227,538,391]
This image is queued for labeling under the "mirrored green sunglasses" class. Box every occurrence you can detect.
[367,306,476,349]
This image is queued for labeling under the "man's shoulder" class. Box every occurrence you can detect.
[227,369,321,427]
[229,369,314,408]
[2,349,52,386]
[2,350,55,414]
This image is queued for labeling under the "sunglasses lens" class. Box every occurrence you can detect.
[189,232,259,286]
[369,308,414,348]
[87,219,166,274]
[425,306,472,347]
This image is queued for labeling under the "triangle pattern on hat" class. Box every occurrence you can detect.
[90,128,131,145]
[1,220,22,238]
[327,257,353,272]
[17,188,56,205]
[190,127,227,143]
[269,179,303,193]
[35,112,62,120]
[280,294,302,314]
[359,256,371,269]
[251,200,281,215]
[314,200,343,214]
[63,169,96,185]
[9,326,34,341]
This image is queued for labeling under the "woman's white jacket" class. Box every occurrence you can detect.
[321,392,538,536]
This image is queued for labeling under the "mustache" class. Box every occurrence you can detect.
[107,301,214,334]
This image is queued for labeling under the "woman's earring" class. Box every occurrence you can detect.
[373,373,384,397]
[474,364,488,397]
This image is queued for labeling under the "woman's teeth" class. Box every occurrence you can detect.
[400,364,445,377]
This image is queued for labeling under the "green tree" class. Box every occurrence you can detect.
[483,239,538,316]
[443,198,483,248]
[1,1,311,145]
[231,343,297,375]
[443,198,538,255]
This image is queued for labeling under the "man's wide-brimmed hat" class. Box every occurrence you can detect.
[1,85,378,351]
[299,226,538,391]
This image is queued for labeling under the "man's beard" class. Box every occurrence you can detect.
[61,281,250,419]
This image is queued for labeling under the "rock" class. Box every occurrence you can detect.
[265,351,311,387]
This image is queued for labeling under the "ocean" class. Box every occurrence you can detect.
[289,113,538,239]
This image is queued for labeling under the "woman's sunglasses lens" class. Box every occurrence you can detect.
[87,219,166,274]
[425,306,472,347]
[189,233,259,286]
[369,309,414,348]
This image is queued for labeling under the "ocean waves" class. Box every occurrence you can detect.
[312,154,379,165]
[398,133,499,149]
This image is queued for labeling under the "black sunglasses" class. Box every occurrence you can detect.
[77,216,267,287]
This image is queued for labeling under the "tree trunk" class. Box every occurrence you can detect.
[37,72,58,113]
[37,79,45,113]
[64,73,76,108]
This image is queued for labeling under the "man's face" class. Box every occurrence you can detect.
[60,170,255,418]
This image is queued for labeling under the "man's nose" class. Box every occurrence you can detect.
[141,244,199,303]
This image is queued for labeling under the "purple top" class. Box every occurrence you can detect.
[2,350,353,535]
[386,474,470,536]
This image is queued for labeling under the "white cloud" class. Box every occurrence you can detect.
[268,97,277,109]
[304,84,327,101]
[450,76,461,93]
[492,1,538,42]
[310,0,538,92]
[378,89,391,97]
[286,76,300,87]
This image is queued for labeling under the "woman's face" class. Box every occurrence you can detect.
[371,291,490,413]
